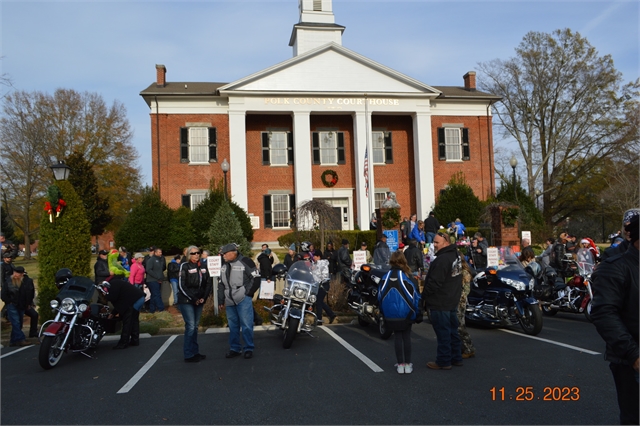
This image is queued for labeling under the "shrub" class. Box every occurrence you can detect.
[434,172,483,227]
[204,201,252,255]
[115,187,173,251]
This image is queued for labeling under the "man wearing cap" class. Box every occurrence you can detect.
[0,232,18,259]
[284,243,296,269]
[94,249,111,285]
[601,208,640,261]
[373,234,391,268]
[218,243,262,359]
[1,266,37,346]
[591,215,639,425]
[360,241,372,264]
[145,247,166,313]
[337,239,353,287]
[1,252,15,289]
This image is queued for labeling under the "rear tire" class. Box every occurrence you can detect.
[39,335,64,370]
[378,317,393,340]
[283,317,299,349]
[519,304,543,336]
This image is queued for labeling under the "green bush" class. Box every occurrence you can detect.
[37,181,92,323]
[167,206,195,254]
[115,187,173,252]
[434,172,483,227]
[204,201,252,255]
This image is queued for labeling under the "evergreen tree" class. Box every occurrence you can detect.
[433,172,484,227]
[494,177,544,226]
[66,151,112,237]
[204,201,252,255]
[191,179,253,246]
[168,206,195,253]
[38,180,91,322]
[115,187,173,251]
[1,203,16,241]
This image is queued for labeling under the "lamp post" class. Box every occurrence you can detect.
[221,158,230,201]
[509,155,518,201]
[50,160,71,181]
[535,189,541,210]
[600,198,605,243]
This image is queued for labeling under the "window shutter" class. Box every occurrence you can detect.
[208,127,217,162]
[289,194,296,229]
[337,132,345,164]
[181,194,191,209]
[263,195,272,228]
[180,128,189,162]
[384,132,393,164]
[437,128,446,161]
[287,132,294,165]
[312,132,320,164]
[462,128,470,161]
[262,133,270,165]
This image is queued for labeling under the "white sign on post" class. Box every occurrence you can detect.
[487,247,500,268]
[353,250,367,270]
[521,231,531,244]
[207,255,222,277]
[259,279,275,299]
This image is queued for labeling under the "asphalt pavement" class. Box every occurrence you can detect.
[1,313,619,425]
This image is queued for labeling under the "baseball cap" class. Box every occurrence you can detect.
[13,266,25,273]
[98,249,108,255]
[220,243,238,254]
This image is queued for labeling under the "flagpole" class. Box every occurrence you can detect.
[364,94,374,227]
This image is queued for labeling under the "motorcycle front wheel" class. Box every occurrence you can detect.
[283,317,299,349]
[583,299,593,323]
[39,335,64,370]
[378,317,393,340]
[357,316,369,327]
[519,304,543,336]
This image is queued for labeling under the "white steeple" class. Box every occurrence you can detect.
[289,0,345,56]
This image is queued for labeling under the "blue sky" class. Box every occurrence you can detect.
[2,0,638,185]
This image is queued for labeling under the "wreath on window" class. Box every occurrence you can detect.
[501,207,519,228]
[321,169,338,188]
[381,208,401,229]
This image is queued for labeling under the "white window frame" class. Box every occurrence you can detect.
[445,128,462,161]
[189,127,209,163]
[189,191,207,210]
[271,194,291,229]
[372,131,386,164]
[269,131,288,166]
[319,131,338,165]
[374,191,387,209]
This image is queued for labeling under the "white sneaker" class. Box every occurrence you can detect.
[395,363,405,374]
[404,363,413,374]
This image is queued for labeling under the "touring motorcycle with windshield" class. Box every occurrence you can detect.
[264,261,320,349]
[465,247,543,335]
[38,269,111,370]
[346,264,393,339]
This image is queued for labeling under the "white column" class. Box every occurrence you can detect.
[228,110,248,210]
[292,111,313,207]
[413,111,435,218]
[353,111,371,230]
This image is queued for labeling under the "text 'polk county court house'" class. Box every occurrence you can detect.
[140,0,500,246]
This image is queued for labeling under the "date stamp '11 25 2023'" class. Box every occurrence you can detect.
[490,387,580,401]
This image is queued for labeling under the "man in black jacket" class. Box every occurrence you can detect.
[337,239,353,287]
[591,215,639,425]
[422,232,463,370]
[94,249,110,284]
[423,211,440,244]
[601,208,639,262]
[99,277,145,349]
[1,266,37,346]
[403,239,424,278]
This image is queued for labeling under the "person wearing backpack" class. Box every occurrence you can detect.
[378,251,422,374]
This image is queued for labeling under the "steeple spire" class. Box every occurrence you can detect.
[289,0,345,56]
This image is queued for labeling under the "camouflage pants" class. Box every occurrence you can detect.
[457,280,475,355]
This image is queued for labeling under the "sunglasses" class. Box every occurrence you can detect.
[436,232,449,240]
[190,252,201,255]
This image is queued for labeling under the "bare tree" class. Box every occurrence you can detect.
[478,28,639,226]
[296,199,339,249]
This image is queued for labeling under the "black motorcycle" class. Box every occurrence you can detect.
[346,264,393,339]
[466,248,543,335]
[38,270,111,370]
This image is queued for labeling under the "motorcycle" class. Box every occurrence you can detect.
[346,264,393,339]
[264,260,320,349]
[38,271,111,370]
[535,248,595,322]
[466,247,543,335]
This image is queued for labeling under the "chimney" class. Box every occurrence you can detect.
[156,64,166,87]
[463,71,476,91]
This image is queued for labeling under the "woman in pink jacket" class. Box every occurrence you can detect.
[129,253,145,289]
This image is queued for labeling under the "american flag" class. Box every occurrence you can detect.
[364,147,369,197]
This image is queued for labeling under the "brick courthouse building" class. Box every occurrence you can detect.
[140,0,500,245]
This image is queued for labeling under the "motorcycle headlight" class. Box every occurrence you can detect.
[78,303,88,313]
[502,278,526,291]
[309,295,317,303]
[61,297,77,314]
[293,287,307,299]
[50,300,59,309]
[282,288,291,297]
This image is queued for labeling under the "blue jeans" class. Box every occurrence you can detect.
[178,302,204,359]
[170,279,179,305]
[426,232,436,244]
[430,309,462,366]
[6,304,26,344]
[225,296,254,353]
[147,281,164,313]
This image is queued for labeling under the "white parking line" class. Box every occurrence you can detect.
[0,345,34,358]
[498,329,601,355]
[117,335,177,394]
[320,326,384,372]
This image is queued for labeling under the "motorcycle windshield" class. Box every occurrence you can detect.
[56,276,96,303]
[575,248,595,274]
[286,261,319,295]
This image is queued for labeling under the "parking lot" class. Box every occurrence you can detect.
[1,314,619,425]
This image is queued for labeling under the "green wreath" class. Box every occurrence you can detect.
[381,208,401,229]
[321,169,338,187]
[502,207,519,227]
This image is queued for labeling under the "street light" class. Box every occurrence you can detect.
[509,155,518,201]
[50,160,71,181]
[600,198,605,243]
[221,158,230,201]
[535,189,541,210]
